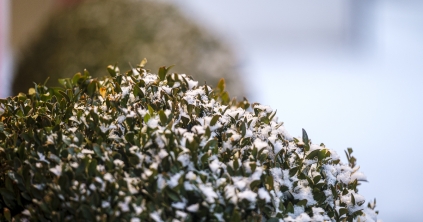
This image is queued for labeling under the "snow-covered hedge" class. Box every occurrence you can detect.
[0,63,379,221]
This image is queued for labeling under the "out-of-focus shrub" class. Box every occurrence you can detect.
[12,0,245,98]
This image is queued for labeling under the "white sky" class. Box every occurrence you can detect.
[171,1,423,221]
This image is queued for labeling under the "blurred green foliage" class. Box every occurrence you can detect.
[13,0,245,98]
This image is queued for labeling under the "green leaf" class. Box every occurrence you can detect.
[59,174,70,192]
[252,147,258,158]
[269,110,277,121]
[58,78,72,88]
[72,72,83,85]
[305,175,314,186]
[88,159,98,176]
[125,132,135,144]
[93,143,102,157]
[201,153,209,164]
[0,188,16,209]
[298,172,307,180]
[210,115,220,126]
[287,202,294,213]
[221,91,230,104]
[302,128,310,151]
[5,177,13,193]
[265,175,274,190]
[75,158,88,177]
[249,162,257,173]
[144,113,151,123]
[133,85,144,98]
[250,180,261,190]
[107,64,118,77]
[351,193,356,205]
[13,157,22,170]
[158,65,174,81]
[297,199,307,206]
[331,185,338,199]
[80,204,94,221]
[10,172,25,191]
[240,122,246,137]
[230,209,241,222]
[158,66,167,81]
[3,208,11,222]
[217,78,225,92]
[87,80,97,97]
[58,90,70,103]
[159,110,167,125]
[289,166,299,177]
[305,149,319,160]
[166,188,180,201]
[318,149,327,161]
[302,128,309,144]
[233,157,239,170]
[313,175,322,184]
[339,207,348,216]
[204,126,211,139]
[226,165,234,176]
[259,152,268,163]
[148,104,154,115]
[129,156,139,166]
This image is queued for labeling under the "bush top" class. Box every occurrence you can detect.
[0,64,378,221]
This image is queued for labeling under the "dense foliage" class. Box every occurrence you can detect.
[0,63,378,221]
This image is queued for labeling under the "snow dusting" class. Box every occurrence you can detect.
[0,65,380,221]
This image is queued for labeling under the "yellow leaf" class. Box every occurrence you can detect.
[28,88,36,95]
[100,87,107,98]
[139,58,148,68]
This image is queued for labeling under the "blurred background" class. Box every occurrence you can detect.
[1,0,423,221]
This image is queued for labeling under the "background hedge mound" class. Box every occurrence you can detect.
[13,0,245,98]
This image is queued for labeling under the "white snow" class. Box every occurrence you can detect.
[224,185,238,204]
[113,159,125,167]
[237,190,257,203]
[118,196,132,212]
[81,149,94,154]
[49,164,62,176]
[199,184,218,203]
[171,202,186,210]
[158,149,169,159]
[104,173,115,182]
[168,172,183,188]
[150,211,163,222]
[351,171,367,182]
[38,152,50,164]
[209,159,221,173]
[254,138,268,151]
[185,171,196,181]
[101,201,110,208]
[258,187,271,203]
[186,203,199,212]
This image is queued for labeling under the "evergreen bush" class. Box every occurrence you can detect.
[0,63,379,221]
[13,0,245,98]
